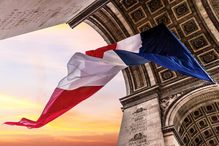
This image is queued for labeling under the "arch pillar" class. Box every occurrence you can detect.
[118,90,165,146]
[163,126,181,146]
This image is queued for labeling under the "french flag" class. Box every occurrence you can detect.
[5,24,214,128]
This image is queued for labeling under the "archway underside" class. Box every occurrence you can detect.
[179,102,219,145]
[165,85,219,145]
[68,0,219,145]
[73,0,219,109]
[70,0,219,95]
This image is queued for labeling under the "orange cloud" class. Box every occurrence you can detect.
[0,133,118,146]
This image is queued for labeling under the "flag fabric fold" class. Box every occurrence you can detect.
[5,24,214,128]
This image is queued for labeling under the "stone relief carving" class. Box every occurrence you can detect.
[181,18,200,36]
[129,132,148,146]
[127,107,149,146]
[133,107,146,114]
[199,50,218,65]
[160,92,183,112]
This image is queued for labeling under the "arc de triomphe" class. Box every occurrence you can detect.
[0,0,218,145]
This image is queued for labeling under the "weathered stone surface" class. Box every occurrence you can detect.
[117,98,165,146]
[0,0,95,39]
[164,132,180,146]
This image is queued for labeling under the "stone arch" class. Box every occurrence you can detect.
[164,84,219,145]
[67,1,219,144]
[81,2,157,95]
[68,0,219,145]
[193,0,219,43]
[68,0,219,95]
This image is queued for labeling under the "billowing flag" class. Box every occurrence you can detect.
[5,24,214,128]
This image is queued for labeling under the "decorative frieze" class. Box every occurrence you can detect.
[180,18,200,36]
[160,92,183,112]
[172,1,191,20]
[146,0,164,14]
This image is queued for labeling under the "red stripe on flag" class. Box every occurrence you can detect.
[86,43,117,58]
[5,86,102,128]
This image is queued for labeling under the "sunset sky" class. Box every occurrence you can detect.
[0,23,126,146]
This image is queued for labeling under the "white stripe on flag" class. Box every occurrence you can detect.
[58,52,127,90]
[116,34,142,53]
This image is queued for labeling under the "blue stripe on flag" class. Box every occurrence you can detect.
[114,50,149,66]
[138,23,214,82]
